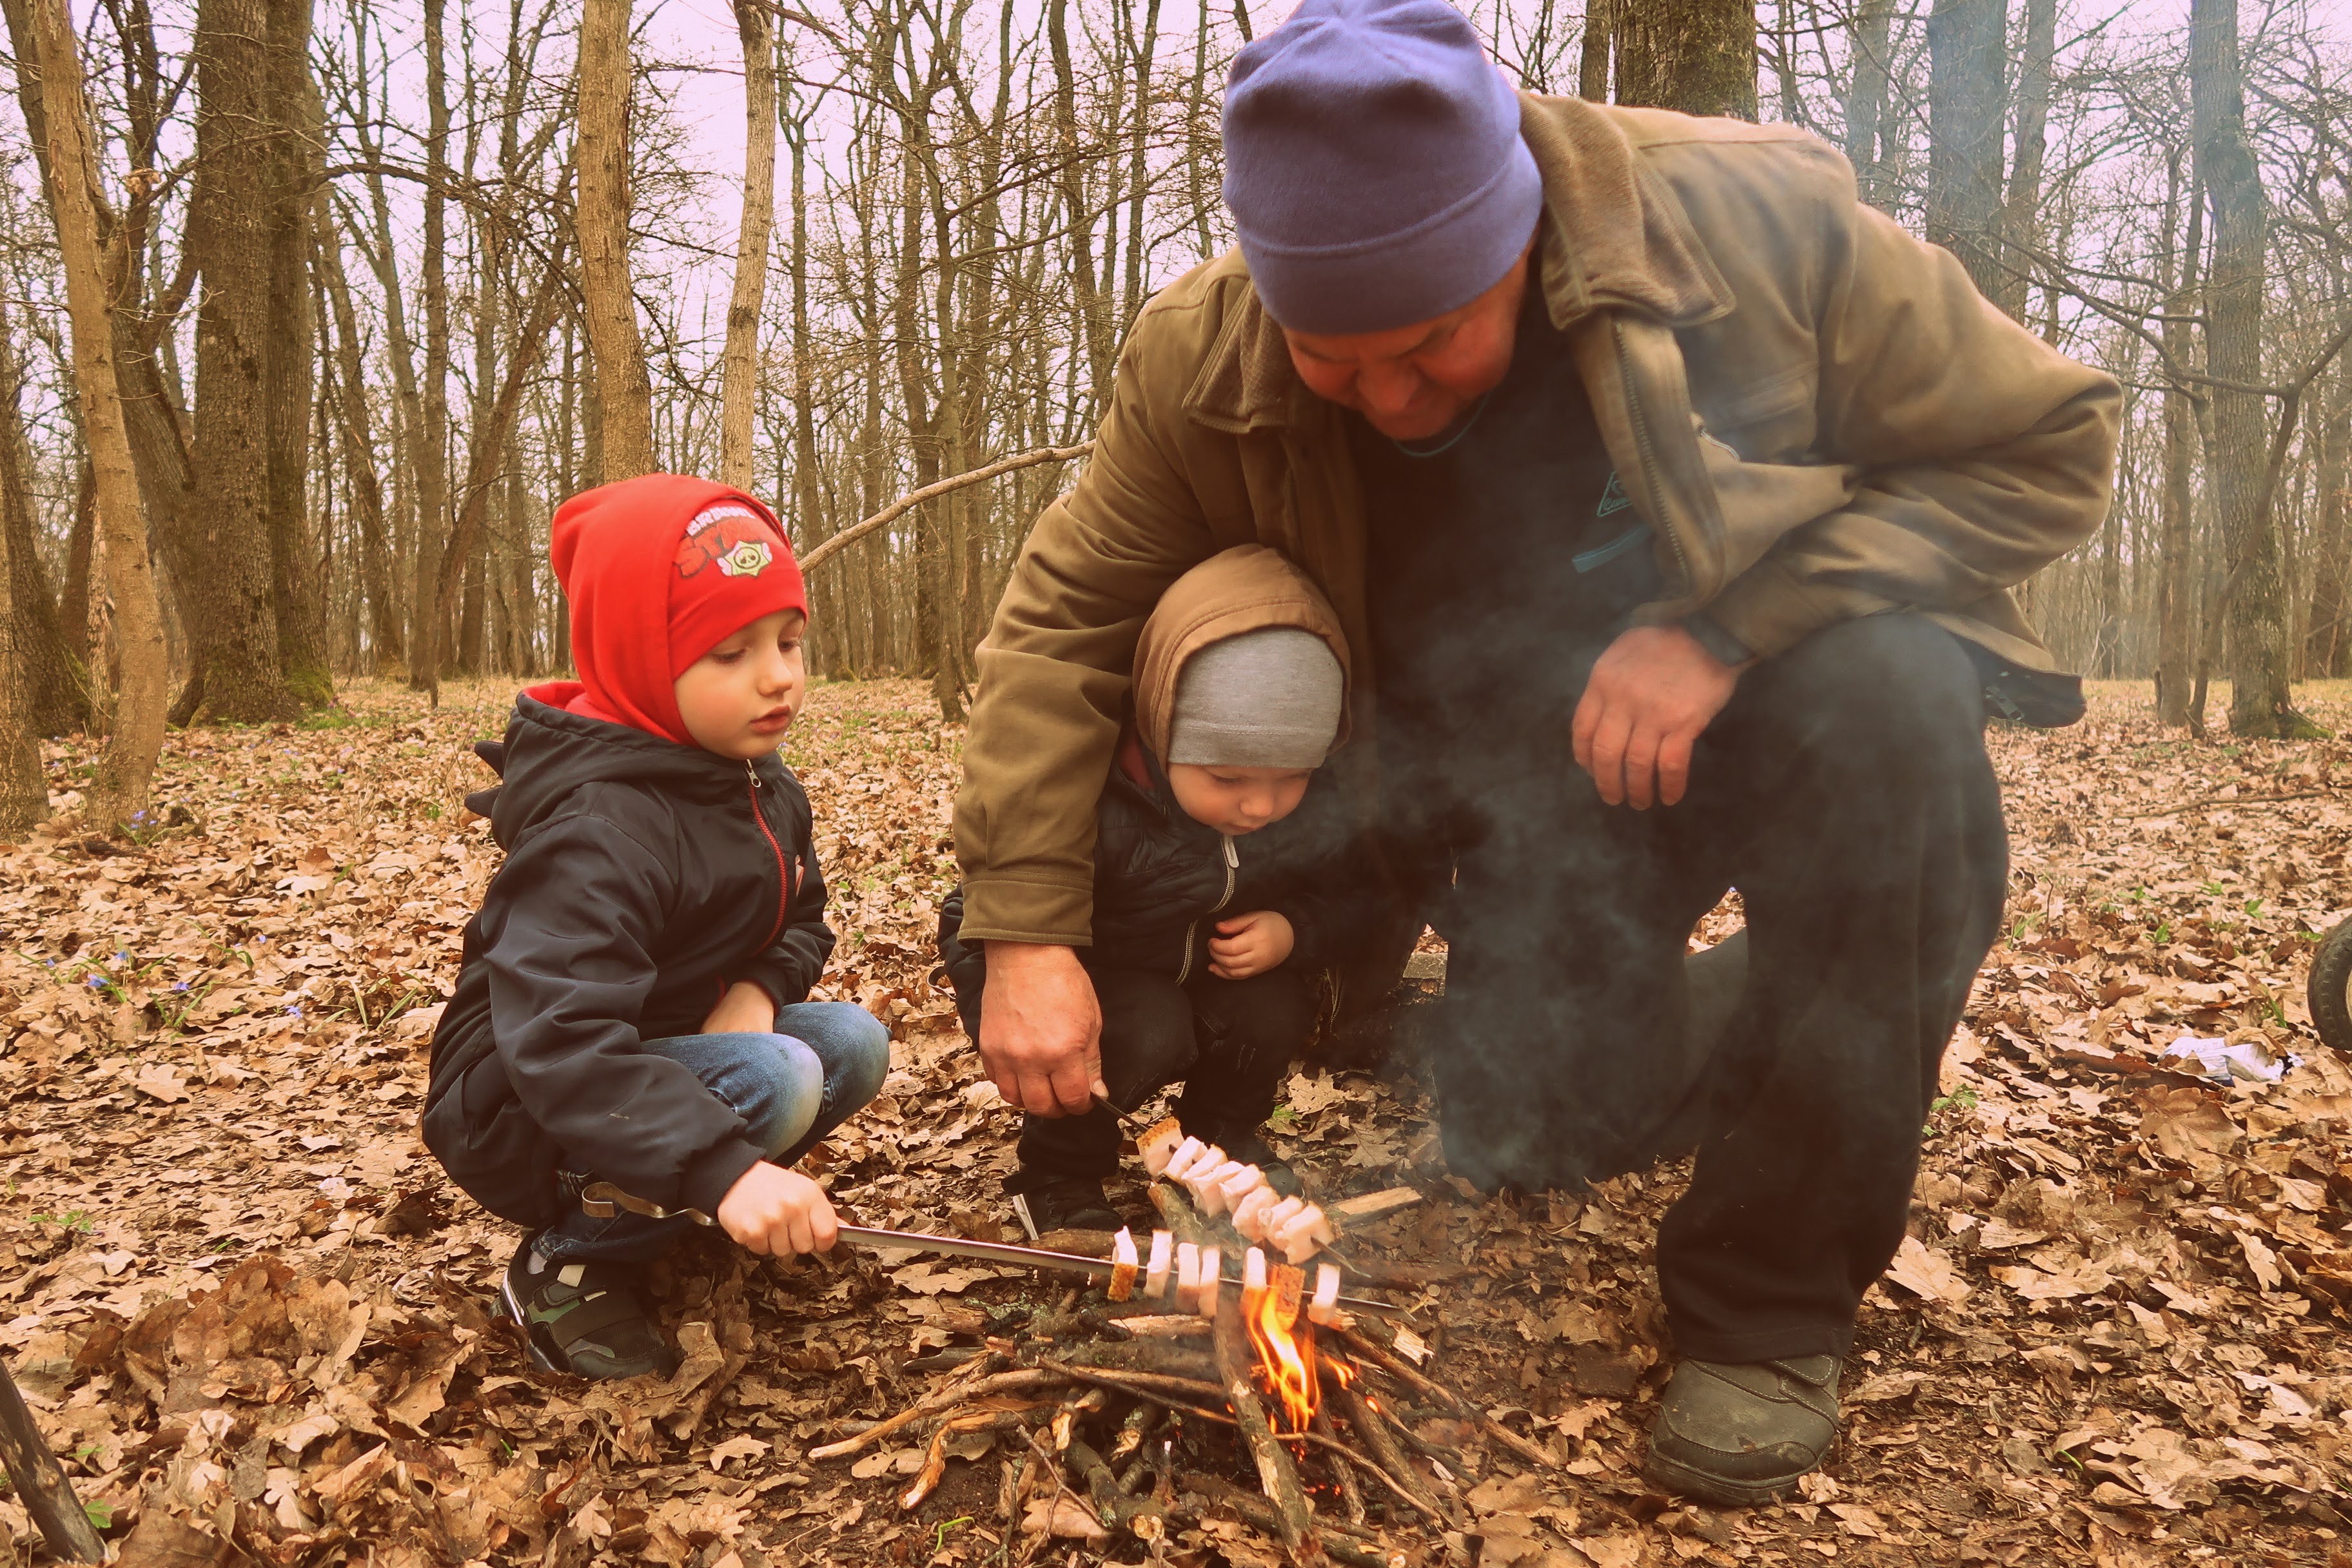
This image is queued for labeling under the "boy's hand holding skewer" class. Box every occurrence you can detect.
[718,1162,839,1257]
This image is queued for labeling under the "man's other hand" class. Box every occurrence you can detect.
[979,941,1104,1116]
[701,979,777,1035]
[717,1162,838,1256]
[1572,623,1746,809]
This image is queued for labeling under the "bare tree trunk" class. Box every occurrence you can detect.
[1614,0,1756,120]
[267,0,331,707]
[2154,159,2200,725]
[0,291,91,735]
[721,0,777,490]
[1925,0,2007,304]
[2192,0,2301,736]
[23,0,167,827]
[1841,0,1890,203]
[313,204,406,674]
[183,0,299,723]
[578,0,656,480]
[785,104,838,672]
[406,0,455,692]
[1049,0,1114,406]
[0,475,42,831]
[2309,354,2351,679]
[1579,0,1613,100]
[1990,0,2055,322]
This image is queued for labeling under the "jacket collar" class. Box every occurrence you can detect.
[1187,95,1734,435]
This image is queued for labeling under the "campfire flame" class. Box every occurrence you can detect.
[1246,1281,1318,1431]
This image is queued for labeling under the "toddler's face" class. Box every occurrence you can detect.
[1166,763,1313,836]
[675,610,807,760]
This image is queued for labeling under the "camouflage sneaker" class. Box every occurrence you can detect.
[500,1236,678,1380]
[1645,1355,1842,1506]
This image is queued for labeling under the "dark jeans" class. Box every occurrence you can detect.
[536,1003,893,1262]
[1420,614,2007,1364]
[948,959,1314,1188]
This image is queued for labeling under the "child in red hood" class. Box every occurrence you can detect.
[423,474,890,1380]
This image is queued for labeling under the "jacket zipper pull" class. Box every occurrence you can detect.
[1222,835,1238,868]
[745,759,761,790]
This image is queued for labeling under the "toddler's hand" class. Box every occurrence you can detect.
[702,980,777,1035]
[1208,910,1294,980]
[716,1162,838,1256]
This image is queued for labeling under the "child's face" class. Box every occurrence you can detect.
[674,610,807,759]
[1166,763,1313,836]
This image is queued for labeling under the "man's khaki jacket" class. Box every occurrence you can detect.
[954,94,2121,948]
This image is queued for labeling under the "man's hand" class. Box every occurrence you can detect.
[701,979,777,1035]
[1208,910,1294,980]
[716,1162,838,1256]
[1572,623,1746,809]
[979,941,1104,1117]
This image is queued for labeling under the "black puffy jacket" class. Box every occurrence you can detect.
[422,691,835,1228]
[939,733,1369,988]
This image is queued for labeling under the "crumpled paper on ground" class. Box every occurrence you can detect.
[2160,1034,2301,1086]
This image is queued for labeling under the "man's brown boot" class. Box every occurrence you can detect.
[1643,1355,1841,1506]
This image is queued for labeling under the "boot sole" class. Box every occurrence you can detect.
[1643,1447,1814,1509]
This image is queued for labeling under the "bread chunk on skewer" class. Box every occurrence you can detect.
[1137,1117,1187,1177]
[1231,1185,1280,1241]
[1144,1230,1174,1298]
[1108,1228,1139,1300]
[1197,1246,1222,1315]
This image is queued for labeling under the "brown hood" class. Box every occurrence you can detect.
[1131,544,1351,766]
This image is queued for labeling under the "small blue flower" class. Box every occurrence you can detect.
[114,950,127,965]
[84,974,103,988]
[286,1004,302,1017]
[173,981,190,992]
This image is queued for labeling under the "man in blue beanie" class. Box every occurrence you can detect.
[954,0,2119,1505]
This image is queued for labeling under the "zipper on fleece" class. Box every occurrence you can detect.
[1177,836,1242,985]
[745,760,792,948]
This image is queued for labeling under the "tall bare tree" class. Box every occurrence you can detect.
[721,0,778,489]
[578,0,656,480]
[2191,0,2300,734]
[1926,0,2008,303]
[21,0,168,827]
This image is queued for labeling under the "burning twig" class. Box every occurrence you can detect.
[1313,1401,1369,1526]
[1340,1324,1560,1471]
[1329,1375,1451,1524]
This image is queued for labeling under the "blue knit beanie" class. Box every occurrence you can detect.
[1222,0,1542,335]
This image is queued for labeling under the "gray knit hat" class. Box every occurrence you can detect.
[1167,627,1346,769]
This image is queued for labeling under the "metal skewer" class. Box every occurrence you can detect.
[576,1181,1404,1317]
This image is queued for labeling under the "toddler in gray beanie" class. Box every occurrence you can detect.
[1168,627,1346,770]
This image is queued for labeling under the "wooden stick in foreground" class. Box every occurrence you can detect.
[0,1360,105,1562]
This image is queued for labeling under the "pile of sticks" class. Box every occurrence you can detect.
[808,1180,1560,1566]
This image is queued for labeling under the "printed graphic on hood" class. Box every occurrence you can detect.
[675,504,779,580]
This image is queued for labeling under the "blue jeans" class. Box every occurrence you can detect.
[536,1001,891,1262]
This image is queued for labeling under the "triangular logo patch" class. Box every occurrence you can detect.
[1596,471,1632,517]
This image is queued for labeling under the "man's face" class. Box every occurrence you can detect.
[1281,243,1534,442]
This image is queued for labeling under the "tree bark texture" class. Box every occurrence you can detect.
[1926,0,2008,305]
[0,292,91,737]
[24,0,169,828]
[1994,0,2055,322]
[2153,164,2200,726]
[1614,0,1757,121]
[577,0,656,480]
[721,0,777,490]
[2309,360,2351,678]
[2191,0,2297,735]
[184,0,299,722]
[1841,0,1892,207]
[265,0,331,707]
[1579,0,1614,101]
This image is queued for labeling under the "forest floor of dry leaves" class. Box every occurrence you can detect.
[3,675,2351,1568]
